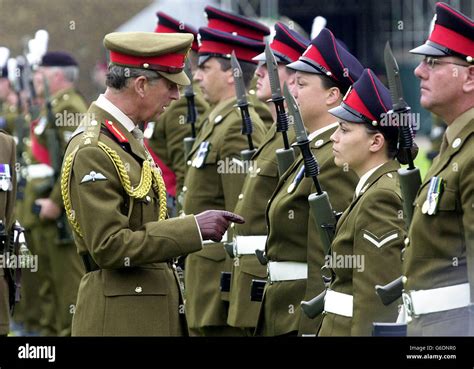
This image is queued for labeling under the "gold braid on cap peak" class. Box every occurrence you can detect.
[61,142,167,239]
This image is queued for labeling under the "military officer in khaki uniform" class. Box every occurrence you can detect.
[317,69,405,336]
[203,5,273,130]
[401,3,474,336]
[227,22,309,335]
[147,12,210,211]
[0,130,16,336]
[61,32,243,336]
[14,51,87,335]
[0,51,18,136]
[183,24,268,336]
[255,28,362,336]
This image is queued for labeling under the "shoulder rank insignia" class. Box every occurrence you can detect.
[105,120,128,143]
[80,171,107,184]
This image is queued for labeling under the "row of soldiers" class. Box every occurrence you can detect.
[0,2,473,337]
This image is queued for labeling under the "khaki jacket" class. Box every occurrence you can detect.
[403,109,474,335]
[18,88,88,229]
[0,131,16,335]
[256,126,358,336]
[318,160,404,336]
[228,123,296,328]
[183,97,267,328]
[62,103,202,336]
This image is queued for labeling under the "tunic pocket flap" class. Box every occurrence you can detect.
[256,159,278,178]
[437,188,457,211]
[102,268,168,296]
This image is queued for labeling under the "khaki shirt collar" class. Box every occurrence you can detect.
[355,163,384,197]
[308,122,339,142]
[445,107,474,145]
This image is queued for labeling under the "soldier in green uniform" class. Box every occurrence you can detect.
[0,50,18,136]
[317,69,405,336]
[17,51,87,335]
[401,3,474,336]
[255,28,362,336]
[0,130,16,336]
[203,5,273,130]
[227,22,309,335]
[182,23,268,336]
[61,32,243,336]
[147,12,210,211]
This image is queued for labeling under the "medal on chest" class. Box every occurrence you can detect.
[192,141,210,168]
[0,163,12,191]
[287,165,305,194]
[421,176,444,215]
[143,122,155,139]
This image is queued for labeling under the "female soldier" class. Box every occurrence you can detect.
[318,69,406,336]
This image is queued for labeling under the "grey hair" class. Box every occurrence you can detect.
[105,65,161,90]
[52,66,79,83]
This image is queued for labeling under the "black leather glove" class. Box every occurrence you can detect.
[195,210,245,242]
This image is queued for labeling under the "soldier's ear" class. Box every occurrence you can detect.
[225,68,234,86]
[462,66,474,93]
[133,76,147,98]
[368,132,385,154]
[326,87,341,107]
[285,72,296,89]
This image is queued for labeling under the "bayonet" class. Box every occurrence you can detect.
[231,51,255,154]
[376,42,423,306]
[265,42,291,151]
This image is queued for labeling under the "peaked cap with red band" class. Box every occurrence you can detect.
[410,2,473,63]
[198,27,265,64]
[104,32,193,86]
[155,11,199,52]
[253,22,310,64]
[329,68,393,131]
[287,28,364,91]
[204,5,270,42]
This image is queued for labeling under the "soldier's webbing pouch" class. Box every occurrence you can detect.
[81,252,100,273]
[220,272,232,292]
[250,279,266,302]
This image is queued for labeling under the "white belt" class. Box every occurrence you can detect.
[324,289,353,318]
[267,261,307,282]
[234,235,267,255]
[26,164,54,180]
[202,231,228,245]
[403,283,470,317]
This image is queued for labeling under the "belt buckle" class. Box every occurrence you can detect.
[402,291,418,318]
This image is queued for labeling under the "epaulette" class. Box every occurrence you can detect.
[77,116,102,149]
